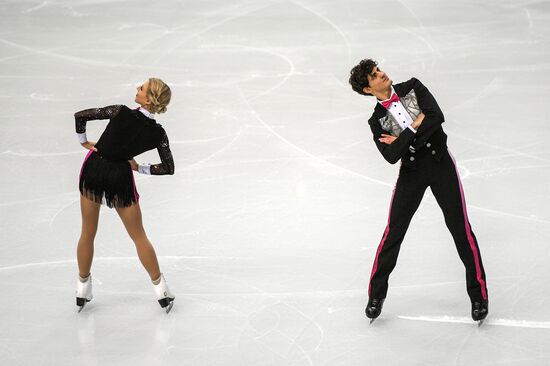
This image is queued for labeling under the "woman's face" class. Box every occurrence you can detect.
[135,81,150,107]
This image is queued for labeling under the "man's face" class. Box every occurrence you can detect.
[363,66,393,96]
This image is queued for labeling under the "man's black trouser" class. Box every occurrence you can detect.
[368,148,488,302]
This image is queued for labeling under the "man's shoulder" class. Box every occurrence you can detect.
[394,78,421,96]
[368,103,386,125]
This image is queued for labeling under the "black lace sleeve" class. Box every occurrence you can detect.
[74,105,123,133]
[150,129,175,175]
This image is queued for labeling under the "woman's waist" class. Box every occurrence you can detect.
[90,150,130,164]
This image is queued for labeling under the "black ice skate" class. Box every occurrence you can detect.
[365,298,385,324]
[153,274,175,313]
[76,275,93,312]
[471,300,488,326]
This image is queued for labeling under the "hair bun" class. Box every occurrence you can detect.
[147,78,171,114]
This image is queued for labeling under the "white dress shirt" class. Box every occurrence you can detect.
[378,87,417,134]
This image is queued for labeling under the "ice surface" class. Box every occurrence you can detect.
[1,0,550,365]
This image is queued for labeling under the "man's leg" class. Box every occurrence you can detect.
[369,167,428,299]
[429,150,488,303]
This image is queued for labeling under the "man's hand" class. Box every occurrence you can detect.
[80,141,98,152]
[128,159,138,171]
[379,134,397,145]
[411,112,425,130]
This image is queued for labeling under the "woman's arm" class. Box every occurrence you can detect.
[74,105,122,147]
[137,129,175,175]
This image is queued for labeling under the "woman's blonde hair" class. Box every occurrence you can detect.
[147,78,171,114]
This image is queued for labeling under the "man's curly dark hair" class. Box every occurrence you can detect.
[349,59,378,96]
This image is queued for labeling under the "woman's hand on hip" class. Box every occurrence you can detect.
[80,141,98,152]
[128,159,138,171]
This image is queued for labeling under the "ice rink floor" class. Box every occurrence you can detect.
[1,0,550,365]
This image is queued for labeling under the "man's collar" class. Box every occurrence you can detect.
[377,86,397,105]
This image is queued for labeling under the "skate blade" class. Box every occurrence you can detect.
[76,297,90,313]
[77,302,87,313]
[369,318,376,325]
[477,319,485,327]
[165,300,174,314]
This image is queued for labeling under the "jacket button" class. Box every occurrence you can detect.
[431,150,436,155]
[426,142,431,147]
[410,156,415,161]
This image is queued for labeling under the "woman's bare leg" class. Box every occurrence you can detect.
[115,203,161,281]
[77,195,101,278]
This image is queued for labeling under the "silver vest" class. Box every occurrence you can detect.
[378,89,421,137]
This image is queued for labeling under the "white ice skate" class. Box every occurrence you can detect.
[76,275,93,312]
[153,274,175,313]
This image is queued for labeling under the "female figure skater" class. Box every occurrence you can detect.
[74,78,176,313]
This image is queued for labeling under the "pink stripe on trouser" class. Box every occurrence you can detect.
[448,151,487,300]
[368,173,399,297]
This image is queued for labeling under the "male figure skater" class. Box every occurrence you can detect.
[349,59,488,324]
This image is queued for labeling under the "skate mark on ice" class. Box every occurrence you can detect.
[458,139,546,164]
[170,134,238,145]
[183,265,323,364]
[292,0,352,65]
[206,44,295,102]
[399,315,550,329]
[49,197,79,229]
[148,2,279,64]
[395,0,439,68]
[0,255,250,272]
[313,112,371,125]
[1,150,83,157]
[239,90,392,187]
[244,303,315,366]
[465,164,550,178]
[468,204,550,225]
[0,192,77,207]
[177,127,244,172]
[453,132,550,165]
